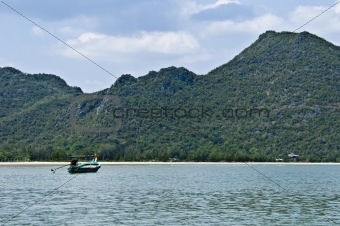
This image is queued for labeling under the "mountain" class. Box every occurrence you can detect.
[0,31,339,162]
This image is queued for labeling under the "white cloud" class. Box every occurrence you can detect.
[181,0,239,15]
[59,31,200,61]
[203,13,283,35]
[288,4,340,39]
[336,2,340,14]
[199,1,340,39]
[290,5,327,26]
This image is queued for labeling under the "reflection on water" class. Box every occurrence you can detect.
[0,165,339,225]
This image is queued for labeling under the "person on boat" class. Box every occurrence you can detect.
[70,159,78,166]
[93,154,98,162]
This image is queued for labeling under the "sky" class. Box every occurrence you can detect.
[1,0,340,92]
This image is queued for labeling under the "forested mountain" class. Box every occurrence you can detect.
[1,31,339,162]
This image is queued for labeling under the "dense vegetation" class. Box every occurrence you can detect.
[0,31,339,162]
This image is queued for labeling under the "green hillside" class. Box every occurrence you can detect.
[0,31,339,162]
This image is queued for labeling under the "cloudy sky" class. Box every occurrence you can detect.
[1,0,340,92]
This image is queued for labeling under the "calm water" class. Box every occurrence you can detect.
[0,164,339,226]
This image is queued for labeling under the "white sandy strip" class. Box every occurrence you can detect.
[0,162,339,166]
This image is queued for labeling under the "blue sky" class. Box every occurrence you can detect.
[1,0,339,92]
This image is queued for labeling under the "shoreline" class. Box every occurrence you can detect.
[0,161,340,166]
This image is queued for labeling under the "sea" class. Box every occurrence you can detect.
[0,164,339,226]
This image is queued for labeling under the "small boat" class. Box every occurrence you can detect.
[67,154,101,174]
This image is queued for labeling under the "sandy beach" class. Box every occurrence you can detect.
[0,161,340,166]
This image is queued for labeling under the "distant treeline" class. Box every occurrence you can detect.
[1,143,339,162]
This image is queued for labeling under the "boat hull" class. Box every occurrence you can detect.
[68,163,101,174]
